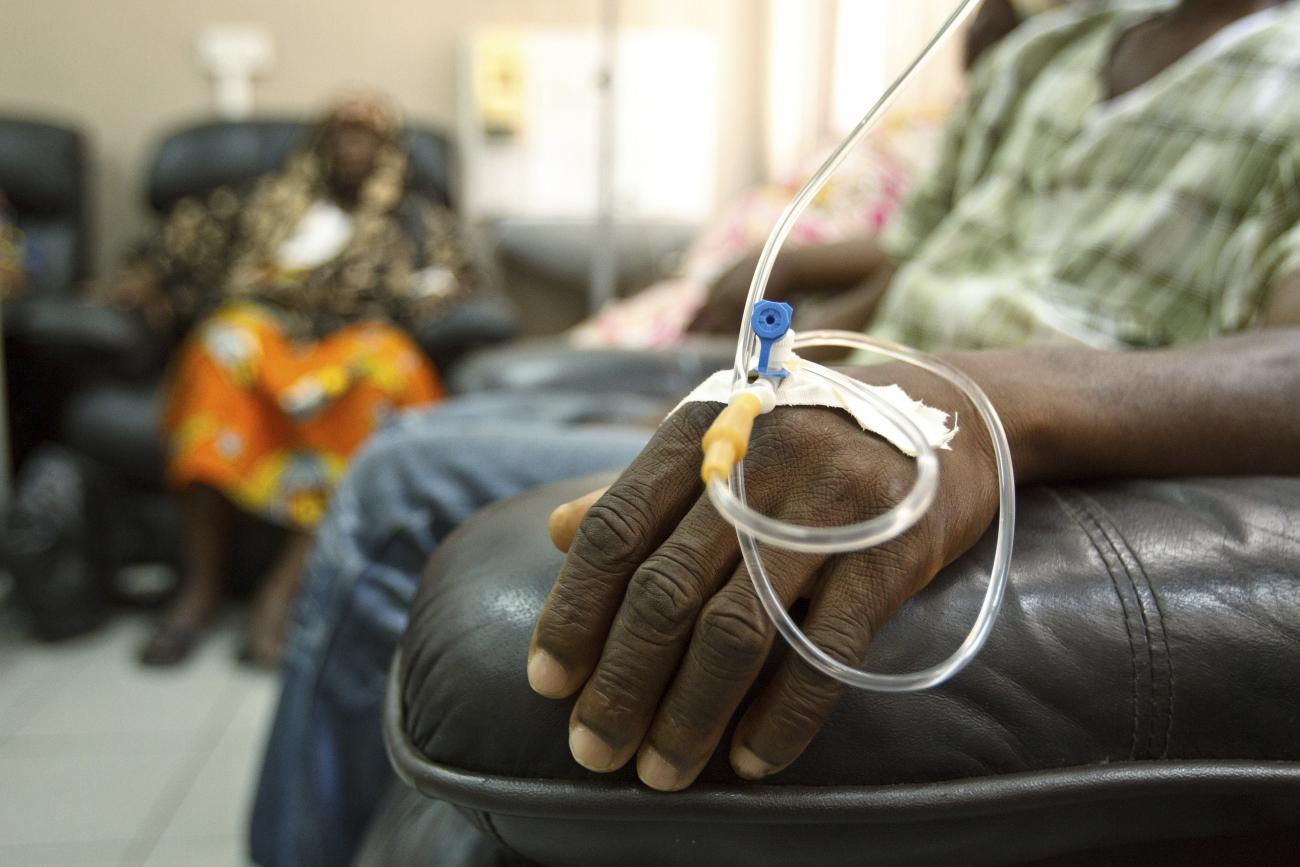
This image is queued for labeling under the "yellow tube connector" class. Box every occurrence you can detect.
[701,391,764,484]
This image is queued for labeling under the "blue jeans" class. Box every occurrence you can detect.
[249,393,652,867]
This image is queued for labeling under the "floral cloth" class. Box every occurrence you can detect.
[163,302,441,528]
[569,112,944,349]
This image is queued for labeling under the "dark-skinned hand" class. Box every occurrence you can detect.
[687,249,797,335]
[528,363,1001,791]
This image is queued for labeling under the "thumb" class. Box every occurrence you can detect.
[547,486,610,552]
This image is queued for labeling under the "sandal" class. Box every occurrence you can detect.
[139,620,201,667]
[236,628,283,670]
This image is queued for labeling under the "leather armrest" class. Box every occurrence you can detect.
[388,475,1300,866]
[414,294,520,376]
[448,339,735,400]
[4,298,163,380]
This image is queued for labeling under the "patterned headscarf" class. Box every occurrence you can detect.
[219,92,411,292]
[319,93,400,142]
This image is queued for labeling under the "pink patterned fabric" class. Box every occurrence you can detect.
[570,114,943,349]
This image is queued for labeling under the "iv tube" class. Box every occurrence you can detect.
[707,0,1016,692]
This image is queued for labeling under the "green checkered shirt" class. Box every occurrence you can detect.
[869,1,1300,350]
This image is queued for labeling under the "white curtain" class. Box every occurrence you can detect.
[764,0,967,178]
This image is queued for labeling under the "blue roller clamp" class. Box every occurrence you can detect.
[751,300,794,378]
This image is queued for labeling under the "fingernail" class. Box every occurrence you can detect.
[527,650,568,697]
[569,724,618,771]
[731,745,776,780]
[637,746,689,792]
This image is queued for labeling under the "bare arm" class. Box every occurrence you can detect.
[1265,268,1300,327]
[688,236,888,335]
[917,329,1300,486]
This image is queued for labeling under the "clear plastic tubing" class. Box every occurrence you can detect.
[708,0,1016,692]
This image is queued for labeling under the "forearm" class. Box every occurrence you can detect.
[945,331,1300,484]
[788,236,888,293]
[798,263,896,334]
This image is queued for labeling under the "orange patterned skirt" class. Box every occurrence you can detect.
[162,302,442,528]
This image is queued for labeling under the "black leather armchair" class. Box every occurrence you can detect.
[369,474,1300,865]
[449,338,735,400]
[1,117,95,471]
[0,117,90,295]
[148,119,453,214]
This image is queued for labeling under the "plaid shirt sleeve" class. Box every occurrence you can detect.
[877,31,1029,263]
[1259,144,1300,288]
[1220,141,1300,330]
[878,83,980,263]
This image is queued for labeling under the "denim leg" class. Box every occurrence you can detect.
[250,394,650,867]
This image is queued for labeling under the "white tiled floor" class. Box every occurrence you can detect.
[0,604,278,867]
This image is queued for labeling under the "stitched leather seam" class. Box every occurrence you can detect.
[1145,579,1175,759]
[1049,488,1142,760]
[1067,489,1164,760]
[1071,489,1175,760]
[1079,495,1159,759]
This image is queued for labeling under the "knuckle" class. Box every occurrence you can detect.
[871,530,938,597]
[695,588,772,676]
[673,402,721,440]
[769,625,860,733]
[746,410,900,522]
[871,463,916,511]
[625,560,702,644]
[583,664,646,732]
[574,497,650,570]
[810,465,868,517]
[805,608,871,667]
[539,591,601,643]
[766,679,832,739]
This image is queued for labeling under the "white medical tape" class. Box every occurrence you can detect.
[672,355,956,457]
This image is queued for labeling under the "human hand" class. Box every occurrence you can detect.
[90,263,174,331]
[687,248,797,336]
[529,364,1000,790]
[0,266,25,300]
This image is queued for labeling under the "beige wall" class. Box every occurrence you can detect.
[0,0,764,273]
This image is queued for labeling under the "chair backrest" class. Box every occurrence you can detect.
[146,118,455,215]
[0,118,90,293]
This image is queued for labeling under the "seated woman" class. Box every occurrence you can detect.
[127,95,479,666]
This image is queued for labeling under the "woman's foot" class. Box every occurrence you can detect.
[241,531,313,669]
[138,589,220,667]
[239,598,289,669]
[139,619,202,666]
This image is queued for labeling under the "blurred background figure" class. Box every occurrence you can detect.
[0,192,30,299]
[118,95,478,666]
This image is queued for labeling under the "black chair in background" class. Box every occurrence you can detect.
[12,118,516,616]
[0,117,91,296]
[0,117,93,471]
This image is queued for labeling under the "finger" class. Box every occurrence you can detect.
[729,546,920,781]
[567,496,739,772]
[634,547,824,791]
[528,407,715,699]
[547,486,609,552]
